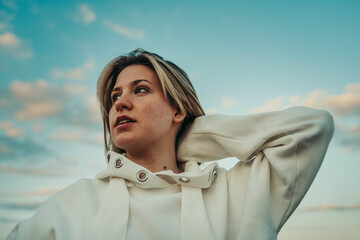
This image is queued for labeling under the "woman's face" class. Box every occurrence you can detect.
[108,64,179,153]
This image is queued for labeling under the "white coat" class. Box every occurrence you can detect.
[7,106,334,240]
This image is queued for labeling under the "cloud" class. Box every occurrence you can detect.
[9,79,64,121]
[10,78,50,99]
[5,127,24,138]
[300,202,360,212]
[103,19,146,41]
[0,31,19,46]
[51,58,96,81]
[15,102,62,121]
[0,136,50,161]
[0,9,15,31]
[221,98,237,108]
[70,3,96,24]
[0,98,9,107]
[0,121,24,138]
[0,32,34,59]
[251,96,287,113]
[251,83,360,152]
[78,3,96,24]
[62,83,89,95]
[335,124,360,153]
[31,124,44,133]
[3,78,100,132]
[1,0,18,11]
[0,162,78,176]
[0,201,41,211]
[0,187,59,197]
[205,108,218,114]
[251,83,360,117]
[85,95,102,123]
[0,121,13,129]
[49,130,80,141]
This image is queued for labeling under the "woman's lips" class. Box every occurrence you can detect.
[115,121,135,130]
[115,115,136,128]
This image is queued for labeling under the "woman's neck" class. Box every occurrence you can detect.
[125,144,181,173]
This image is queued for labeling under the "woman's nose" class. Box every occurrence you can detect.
[114,93,133,111]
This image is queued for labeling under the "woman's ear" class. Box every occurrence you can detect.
[173,109,186,123]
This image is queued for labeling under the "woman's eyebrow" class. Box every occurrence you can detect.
[132,79,152,85]
[111,79,152,93]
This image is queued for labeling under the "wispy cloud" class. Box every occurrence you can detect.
[9,79,64,121]
[205,108,218,114]
[0,78,100,140]
[300,202,360,212]
[0,187,59,197]
[221,98,237,108]
[70,3,96,25]
[0,121,24,138]
[5,127,24,138]
[0,9,15,31]
[0,136,50,161]
[62,83,89,95]
[49,129,80,142]
[51,58,96,81]
[251,83,360,117]
[1,0,18,11]
[103,19,146,41]
[0,31,19,46]
[0,163,77,176]
[0,32,33,59]
[251,83,360,152]
[335,124,360,153]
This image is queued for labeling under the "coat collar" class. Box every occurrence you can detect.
[96,151,218,189]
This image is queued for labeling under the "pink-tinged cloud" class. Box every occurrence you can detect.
[10,79,49,99]
[49,130,80,141]
[9,79,63,121]
[300,202,360,212]
[5,127,24,138]
[0,121,13,129]
[0,32,33,59]
[14,101,62,121]
[50,58,95,81]
[31,124,44,133]
[62,84,89,95]
[0,32,20,47]
[0,122,24,138]
[252,83,360,117]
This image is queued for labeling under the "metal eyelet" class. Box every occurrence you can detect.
[137,170,148,182]
[179,177,190,183]
[212,169,217,176]
[115,157,124,168]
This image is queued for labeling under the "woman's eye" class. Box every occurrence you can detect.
[135,87,149,94]
[112,94,120,103]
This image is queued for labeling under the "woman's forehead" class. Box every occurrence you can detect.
[114,64,159,87]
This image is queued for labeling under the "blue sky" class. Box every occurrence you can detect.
[0,0,359,239]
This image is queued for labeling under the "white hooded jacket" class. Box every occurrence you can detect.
[7,106,334,240]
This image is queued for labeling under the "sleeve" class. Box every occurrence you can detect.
[177,106,334,230]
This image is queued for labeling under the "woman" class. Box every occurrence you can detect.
[7,49,334,240]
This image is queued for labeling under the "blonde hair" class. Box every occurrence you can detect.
[97,49,205,154]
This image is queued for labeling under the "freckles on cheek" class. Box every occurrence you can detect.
[143,105,169,121]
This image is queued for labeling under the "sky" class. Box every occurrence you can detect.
[0,0,359,239]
